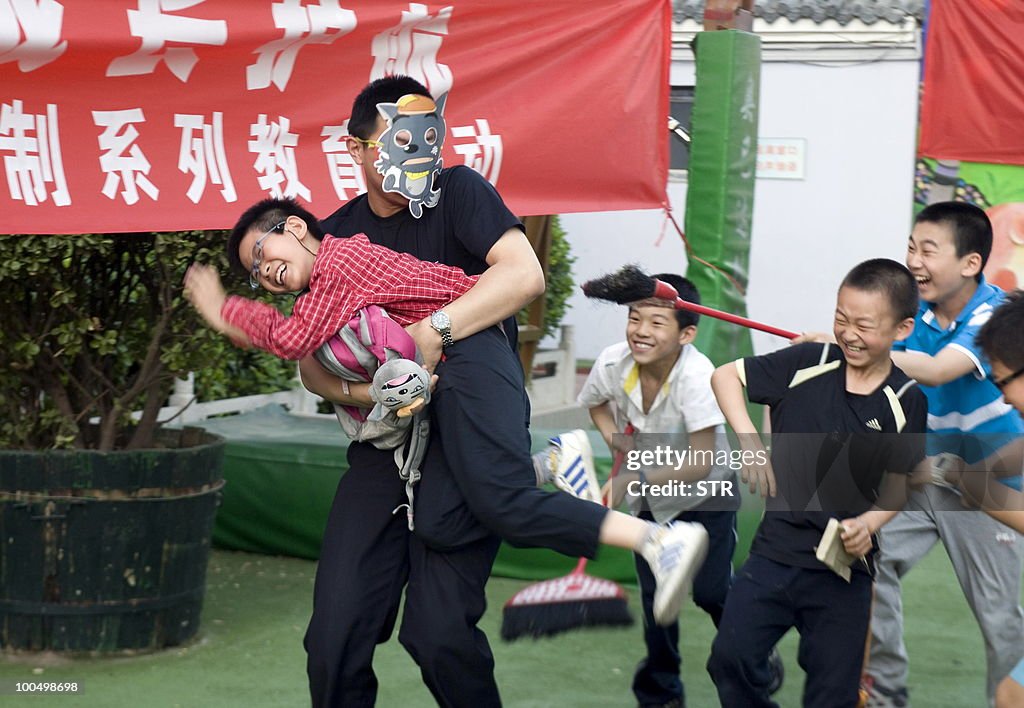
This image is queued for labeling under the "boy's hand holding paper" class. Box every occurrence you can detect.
[839,516,872,557]
[815,517,862,582]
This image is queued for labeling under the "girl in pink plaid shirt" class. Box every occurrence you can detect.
[184,197,711,640]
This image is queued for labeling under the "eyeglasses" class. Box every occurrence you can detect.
[249,221,285,289]
[994,364,1024,391]
[350,136,382,149]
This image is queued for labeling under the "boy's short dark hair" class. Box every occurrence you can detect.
[915,201,992,281]
[226,197,323,279]
[349,75,432,139]
[977,290,1024,371]
[651,273,700,329]
[840,258,918,323]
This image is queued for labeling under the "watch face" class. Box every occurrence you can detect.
[431,310,450,330]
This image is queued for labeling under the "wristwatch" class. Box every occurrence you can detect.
[429,309,454,349]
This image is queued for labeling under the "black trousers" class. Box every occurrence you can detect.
[416,326,607,555]
[304,327,608,707]
[707,553,872,708]
[633,506,737,707]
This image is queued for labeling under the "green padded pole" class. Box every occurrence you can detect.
[683,30,761,368]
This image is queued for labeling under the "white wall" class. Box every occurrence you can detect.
[556,56,920,361]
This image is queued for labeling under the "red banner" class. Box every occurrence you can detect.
[0,1,669,234]
[918,0,1024,165]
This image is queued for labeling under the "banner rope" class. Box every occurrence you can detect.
[661,201,747,296]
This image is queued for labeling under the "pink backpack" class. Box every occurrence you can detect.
[314,306,420,447]
[314,306,429,530]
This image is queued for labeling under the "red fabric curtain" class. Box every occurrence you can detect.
[0,1,669,234]
[919,0,1024,165]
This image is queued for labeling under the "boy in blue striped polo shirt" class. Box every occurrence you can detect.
[865,202,1024,708]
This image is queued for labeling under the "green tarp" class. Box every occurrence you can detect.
[198,405,764,583]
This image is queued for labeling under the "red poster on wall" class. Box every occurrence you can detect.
[919,0,1024,165]
[0,1,669,234]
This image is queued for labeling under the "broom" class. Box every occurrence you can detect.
[582,265,800,340]
[501,424,637,640]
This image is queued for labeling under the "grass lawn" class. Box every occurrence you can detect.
[0,545,1000,707]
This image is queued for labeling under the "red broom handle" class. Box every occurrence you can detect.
[601,423,637,504]
[652,279,798,340]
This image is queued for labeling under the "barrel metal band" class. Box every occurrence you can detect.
[0,587,206,616]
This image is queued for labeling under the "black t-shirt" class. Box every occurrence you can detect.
[743,343,928,575]
[319,165,524,348]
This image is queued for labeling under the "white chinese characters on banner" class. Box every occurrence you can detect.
[249,114,310,200]
[247,0,356,91]
[0,0,68,72]
[93,108,159,205]
[451,120,502,186]
[0,99,69,206]
[370,4,453,98]
[175,112,237,203]
[0,4,525,214]
[106,0,228,82]
[321,120,365,201]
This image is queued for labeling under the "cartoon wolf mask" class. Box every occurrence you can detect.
[374,92,448,218]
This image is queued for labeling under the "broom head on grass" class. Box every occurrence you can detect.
[501,426,637,641]
[500,557,633,640]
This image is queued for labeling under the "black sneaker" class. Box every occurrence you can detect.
[767,647,785,695]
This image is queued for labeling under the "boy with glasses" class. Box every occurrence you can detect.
[935,290,1024,708]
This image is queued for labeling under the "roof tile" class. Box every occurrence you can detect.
[673,0,925,26]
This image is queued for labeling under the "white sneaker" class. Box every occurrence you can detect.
[535,430,602,505]
[644,521,709,625]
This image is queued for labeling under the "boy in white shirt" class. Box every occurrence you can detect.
[572,274,765,708]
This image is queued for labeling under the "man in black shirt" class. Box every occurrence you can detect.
[301,76,545,708]
[300,76,704,707]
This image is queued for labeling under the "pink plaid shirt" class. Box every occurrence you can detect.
[221,233,478,360]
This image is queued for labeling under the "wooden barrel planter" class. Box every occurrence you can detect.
[0,427,225,653]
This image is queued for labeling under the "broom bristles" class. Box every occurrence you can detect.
[501,599,632,640]
[500,568,633,641]
[581,265,657,304]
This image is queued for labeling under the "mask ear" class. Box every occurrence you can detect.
[376,102,399,123]
[434,92,447,116]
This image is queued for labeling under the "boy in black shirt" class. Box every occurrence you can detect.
[706,258,928,708]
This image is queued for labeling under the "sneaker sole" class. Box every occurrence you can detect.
[554,431,601,504]
[653,524,710,625]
